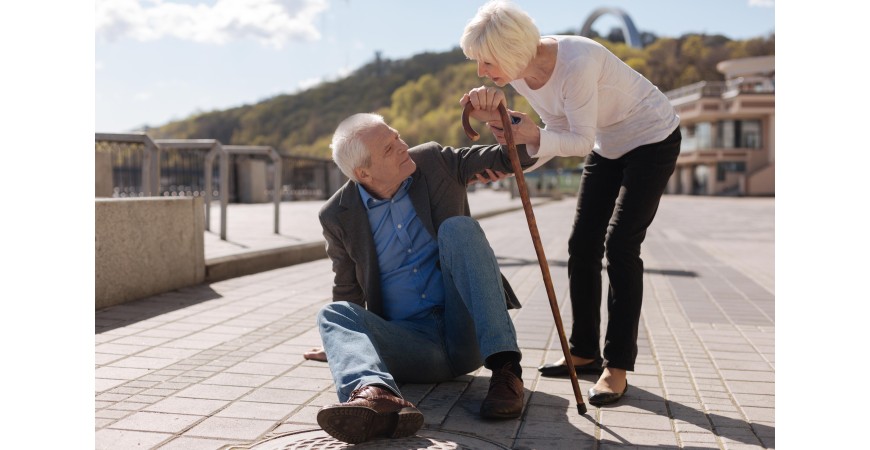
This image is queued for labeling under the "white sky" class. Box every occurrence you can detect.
[95,0,776,132]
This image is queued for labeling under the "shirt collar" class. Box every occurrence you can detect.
[358,177,413,210]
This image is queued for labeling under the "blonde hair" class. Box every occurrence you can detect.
[460,0,540,80]
[330,113,384,182]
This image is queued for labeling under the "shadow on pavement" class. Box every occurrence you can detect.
[496,256,698,278]
[525,376,772,448]
[95,285,222,334]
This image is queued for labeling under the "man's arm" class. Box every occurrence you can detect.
[320,215,366,307]
[438,143,537,185]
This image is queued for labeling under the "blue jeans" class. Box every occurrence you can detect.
[317,216,520,402]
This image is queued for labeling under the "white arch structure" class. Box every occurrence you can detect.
[580,7,642,48]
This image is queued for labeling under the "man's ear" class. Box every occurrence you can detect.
[354,166,368,182]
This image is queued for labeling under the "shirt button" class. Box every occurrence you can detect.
[413,268,418,273]
[397,224,402,229]
[421,294,427,299]
[407,249,412,253]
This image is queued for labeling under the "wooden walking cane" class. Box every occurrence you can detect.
[462,102,587,415]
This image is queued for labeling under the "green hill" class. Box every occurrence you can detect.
[150,33,774,163]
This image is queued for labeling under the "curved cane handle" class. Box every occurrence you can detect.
[461,101,480,142]
[461,101,514,144]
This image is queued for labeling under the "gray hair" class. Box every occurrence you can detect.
[330,113,385,182]
[460,0,540,80]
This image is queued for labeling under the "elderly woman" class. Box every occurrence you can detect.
[459,0,681,407]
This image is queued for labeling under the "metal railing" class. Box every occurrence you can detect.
[152,139,222,233]
[96,133,323,241]
[665,81,727,101]
[95,133,160,196]
[223,145,282,240]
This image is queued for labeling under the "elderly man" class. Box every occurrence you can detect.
[314,112,535,444]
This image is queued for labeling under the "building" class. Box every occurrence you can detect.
[664,55,775,196]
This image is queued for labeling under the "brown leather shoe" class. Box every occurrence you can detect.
[316,385,424,444]
[480,364,524,419]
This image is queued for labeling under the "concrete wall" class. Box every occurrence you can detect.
[236,158,268,203]
[96,197,205,309]
[96,152,113,198]
[748,163,775,196]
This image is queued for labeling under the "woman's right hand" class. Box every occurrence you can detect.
[460,86,507,122]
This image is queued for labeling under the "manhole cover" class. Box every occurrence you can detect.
[224,428,510,450]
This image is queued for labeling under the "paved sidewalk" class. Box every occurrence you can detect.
[96,193,774,449]
[202,187,546,261]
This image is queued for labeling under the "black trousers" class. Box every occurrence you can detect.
[567,127,681,371]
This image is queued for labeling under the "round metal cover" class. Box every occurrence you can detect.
[224,428,510,450]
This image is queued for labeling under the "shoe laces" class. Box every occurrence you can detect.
[489,364,522,395]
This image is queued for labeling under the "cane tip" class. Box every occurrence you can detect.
[577,403,587,415]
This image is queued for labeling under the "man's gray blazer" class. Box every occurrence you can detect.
[318,141,536,318]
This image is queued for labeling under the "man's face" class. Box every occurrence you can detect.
[357,122,416,191]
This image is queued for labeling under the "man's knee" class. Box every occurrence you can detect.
[317,301,362,330]
[438,216,481,239]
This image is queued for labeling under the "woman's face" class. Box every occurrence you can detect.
[476,59,511,86]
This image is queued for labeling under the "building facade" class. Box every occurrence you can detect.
[665,55,775,196]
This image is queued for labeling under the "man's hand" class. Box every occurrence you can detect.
[468,168,511,186]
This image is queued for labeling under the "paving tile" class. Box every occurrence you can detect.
[156,436,239,450]
[175,384,252,401]
[239,388,316,405]
[95,429,172,450]
[95,343,149,356]
[224,361,291,376]
[514,438,597,449]
[107,386,145,396]
[201,372,273,388]
[599,426,679,447]
[96,392,130,402]
[599,410,673,431]
[145,397,230,415]
[108,411,204,433]
[112,401,151,411]
[96,409,132,419]
[215,401,295,420]
[96,366,151,381]
[95,378,128,393]
[95,353,125,365]
[264,376,333,392]
[184,416,276,440]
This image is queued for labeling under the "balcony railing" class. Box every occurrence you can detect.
[665,81,727,101]
[667,78,774,102]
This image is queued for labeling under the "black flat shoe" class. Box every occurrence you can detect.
[588,383,628,407]
[537,357,604,377]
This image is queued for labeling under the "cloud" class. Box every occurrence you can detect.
[95,0,329,48]
[748,0,774,7]
[296,76,324,91]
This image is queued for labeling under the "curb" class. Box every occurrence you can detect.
[204,197,559,282]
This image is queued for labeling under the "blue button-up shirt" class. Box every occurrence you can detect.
[358,178,444,321]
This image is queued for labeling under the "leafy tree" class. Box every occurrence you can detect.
[149,33,774,165]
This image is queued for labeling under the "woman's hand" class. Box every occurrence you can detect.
[460,86,506,123]
[486,110,541,147]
